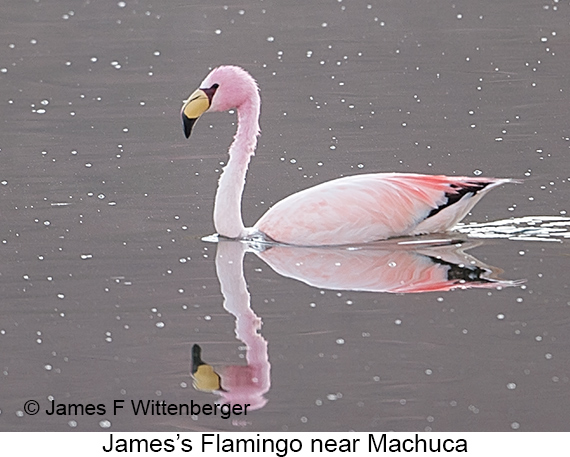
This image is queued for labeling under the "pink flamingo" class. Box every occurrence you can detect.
[181,65,515,246]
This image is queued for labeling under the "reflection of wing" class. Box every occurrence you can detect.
[255,240,521,293]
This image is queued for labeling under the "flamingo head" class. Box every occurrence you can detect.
[181,65,259,138]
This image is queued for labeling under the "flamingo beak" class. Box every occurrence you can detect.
[181,84,219,138]
[181,88,210,138]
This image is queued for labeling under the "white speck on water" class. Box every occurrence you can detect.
[266,36,275,42]
[44,364,53,371]
[336,338,345,345]
[425,369,432,375]
[497,313,505,320]
[118,1,126,7]
[68,420,77,428]
[473,169,482,176]
[155,322,165,328]
[80,254,93,260]
[99,420,112,429]
[511,422,520,430]
[507,382,517,390]
[57,293,65,299]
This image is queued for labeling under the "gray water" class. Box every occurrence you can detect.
[1,0,569,432]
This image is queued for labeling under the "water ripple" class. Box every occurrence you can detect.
[455,216,570,242]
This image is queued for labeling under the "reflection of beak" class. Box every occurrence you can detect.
[181,89,210,138]
[191,344,222,392]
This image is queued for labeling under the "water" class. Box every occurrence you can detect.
[1,0,569,432]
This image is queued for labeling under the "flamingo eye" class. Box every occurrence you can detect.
[202,84,219,103]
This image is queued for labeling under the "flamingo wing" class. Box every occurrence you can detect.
[254,173,512,245]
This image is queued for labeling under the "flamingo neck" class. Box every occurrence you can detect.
[214,98,260,238]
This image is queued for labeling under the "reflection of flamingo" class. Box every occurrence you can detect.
[191,238,519,412]
[181,65,516,246]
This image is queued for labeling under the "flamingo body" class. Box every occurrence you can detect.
[255,173,511,245]
[181,65,514,246]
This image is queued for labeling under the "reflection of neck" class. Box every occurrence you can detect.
[213,99,260,239]
[215,240,269,384]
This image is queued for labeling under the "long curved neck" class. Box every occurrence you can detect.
[214,97,260,238]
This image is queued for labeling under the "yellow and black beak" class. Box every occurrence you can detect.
[181,84,219,138]
[191,344,223,392]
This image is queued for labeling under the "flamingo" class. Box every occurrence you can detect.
[181,65,515,246]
